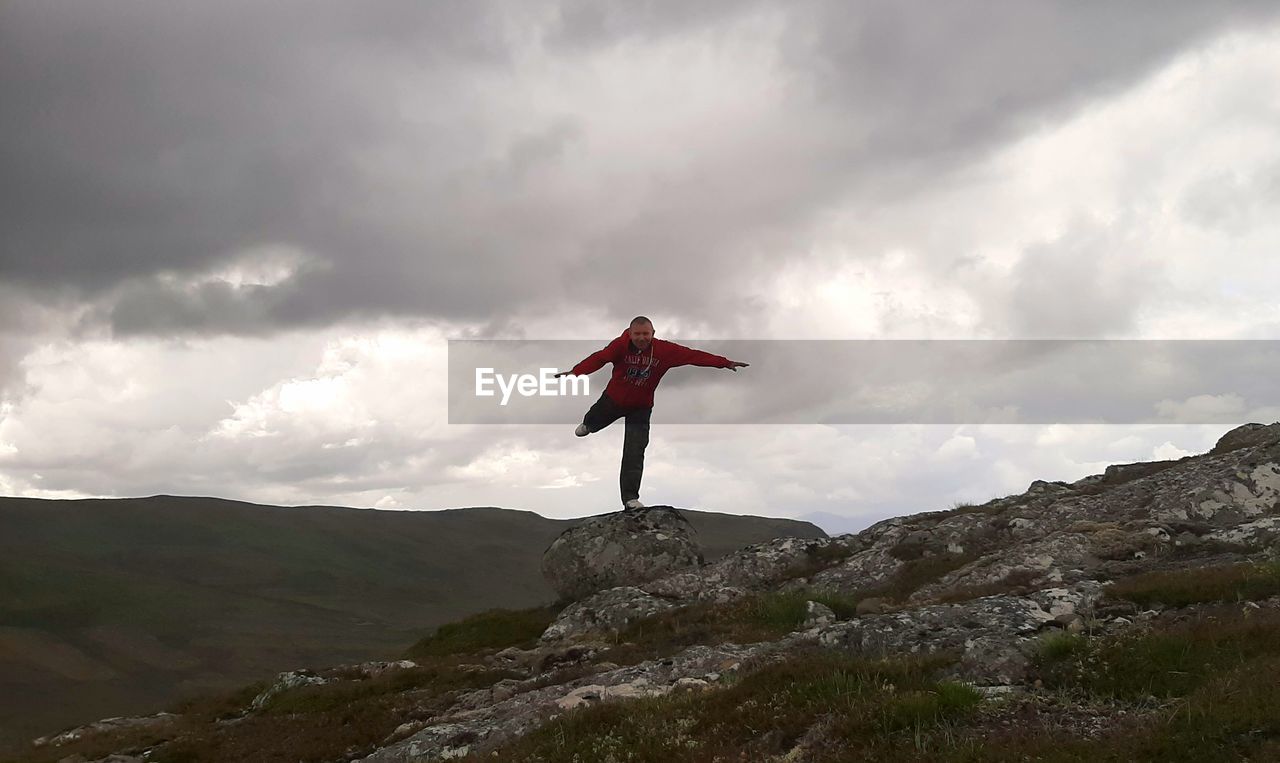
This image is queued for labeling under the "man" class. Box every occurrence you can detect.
[554,316,749,511]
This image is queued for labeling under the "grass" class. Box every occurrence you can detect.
[933,567,1042,604]
[933,660,1280,762]
[255,663,519,715]
[467,648,981,762]
[594,589,860,669]
[859,552,982,605]
[937,608,1280,761]
[779,542,862,581]
[404,604,565,658]
[5,656,522,763]
[6,600,560,763]
[1031,609,1280,700]
[942,499,1002,517]
[1035,631,1087,663]
[1104,560,1280,608]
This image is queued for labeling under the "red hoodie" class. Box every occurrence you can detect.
[569,328,733,408]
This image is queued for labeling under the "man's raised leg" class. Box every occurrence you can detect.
[579,390,622,436]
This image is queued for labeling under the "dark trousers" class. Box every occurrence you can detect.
[581,391,652,506]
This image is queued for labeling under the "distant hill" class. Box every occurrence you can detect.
[0,495,825,751]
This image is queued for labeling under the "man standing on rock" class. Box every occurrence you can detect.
[555,316,749,511]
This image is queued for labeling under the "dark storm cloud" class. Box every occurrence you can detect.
[2,0,1277,340]
[1,0,512,318]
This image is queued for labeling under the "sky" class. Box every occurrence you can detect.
[3,1,1280,534]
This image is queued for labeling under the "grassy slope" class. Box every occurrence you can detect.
[10,562,1280,762]
[0,495,823,752]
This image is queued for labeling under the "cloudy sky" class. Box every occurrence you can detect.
[3,1,1279,534]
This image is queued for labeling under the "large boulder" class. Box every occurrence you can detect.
[541,506,705,602]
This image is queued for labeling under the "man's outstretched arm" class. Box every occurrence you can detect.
[666,342,749,371]
[555,336,624,378]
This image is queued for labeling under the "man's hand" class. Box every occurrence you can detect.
[727,361,749,372]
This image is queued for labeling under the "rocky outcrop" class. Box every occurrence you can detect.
[373,583,1108,760]
[30,712,178,749]
[1210,422,1280,455]
[794,424,1280,608]
[359,643,768,761]
[29,422,1280,763]
[813,584,1102,684]
[640,535,863,601]
[538,534,864,643]
[250,668,331,710]
[540,506,705,602]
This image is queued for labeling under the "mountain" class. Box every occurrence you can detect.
[0,496,824,754]
[14,423,1280,761]
[798,510,877,536]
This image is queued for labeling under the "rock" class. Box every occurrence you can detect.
[815,584,1100,684]
[541,506,705,602]
[383,721,427,745]
[1027,480,1070,495]
[672,676,711,692]
[529,644,597,673]
[1052,612,1085,633]
[540,586,679,643]
[489,682,518,703]
[1210,422,1280,455]
[974,685,1022,698]
[856,597,887,615]
[358,643,771,762]
[642,536,858,601]
[33,713,179,748]
[250,669,328,710]
[344,659,418,679]
[803,601,836,628]
[1207,516,1280,547]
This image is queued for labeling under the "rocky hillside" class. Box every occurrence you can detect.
[0,496,821,753]
[13,423,1280,762]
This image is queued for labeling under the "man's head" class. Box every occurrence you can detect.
[629,316,654,350]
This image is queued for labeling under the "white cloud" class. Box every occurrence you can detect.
[2,15,1279,534]
[1153,441,1194,460]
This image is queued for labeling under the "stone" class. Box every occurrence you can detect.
[540,586,679,643]
[672,677,711,692]
[803,600,836,628]
[642,536,858,601]
[358,644,768,761]
[541,506,704,602]
[251,670,328,710]
[32,713,179,748]
[1210,422,1280,455]
[815,584,1100,685]
[856,597,887,615]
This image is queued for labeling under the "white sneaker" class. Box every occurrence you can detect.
[624,499,645,510]
[575,423,590,437]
